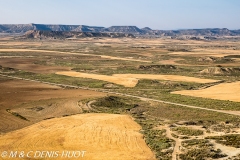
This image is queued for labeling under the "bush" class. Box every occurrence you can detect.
[172,127,204,136]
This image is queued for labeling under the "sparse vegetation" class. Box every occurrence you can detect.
[206,135,240,148]
[179,148,227,160]
[171,127,204,136]
[92,96,141,114]
[182,139,212,148]
[144,129,174,159]
[1,37,240,160]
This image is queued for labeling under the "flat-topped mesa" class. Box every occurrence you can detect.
[23,30,135,39]
[0,24,105,33]
[104,26,143,34]
[0,24,35,33]
[1,24,240,37]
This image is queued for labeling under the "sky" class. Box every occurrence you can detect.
[0,0,240,30]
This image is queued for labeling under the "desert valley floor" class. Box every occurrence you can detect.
[0,36,240,159]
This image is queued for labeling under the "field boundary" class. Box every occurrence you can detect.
[1,73,240,116]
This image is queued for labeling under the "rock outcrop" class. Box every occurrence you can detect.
[200,67,240,75]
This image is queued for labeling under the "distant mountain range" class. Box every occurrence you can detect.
[24,30,135,39]
[1,24,240,37]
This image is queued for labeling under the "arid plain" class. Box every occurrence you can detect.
[0,36,240,159]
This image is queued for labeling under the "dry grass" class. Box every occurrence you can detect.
[55,71,218,88]
[0,113,155,160]
[56,71,217,87]
[113,74,219,83]
[172,81,240,102]
[56,71,138,87]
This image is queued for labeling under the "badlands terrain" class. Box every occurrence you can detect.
[0,33,240,159]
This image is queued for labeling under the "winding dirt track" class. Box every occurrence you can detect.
[158,124,240,159]
[0,77,105,133]
[157,125,181,160]
[0,114,155,160]
[2,74,240,117]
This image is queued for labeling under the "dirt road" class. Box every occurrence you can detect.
[1,74,240,117]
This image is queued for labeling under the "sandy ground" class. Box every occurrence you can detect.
[113,74,219,84]
[172,81,240,102]
[0,78,105,133]
[0,114,155,160]
[56,71,138,87]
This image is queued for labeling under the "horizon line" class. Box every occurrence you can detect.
[0,23,239,31]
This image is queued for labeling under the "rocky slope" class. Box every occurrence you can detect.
[200,67,240,75]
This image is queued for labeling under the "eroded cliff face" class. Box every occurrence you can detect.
[1,24,240,37]
[24,30,135,39]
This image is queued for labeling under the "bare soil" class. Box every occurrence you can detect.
[0,58,71,73]
[0,78,105,133]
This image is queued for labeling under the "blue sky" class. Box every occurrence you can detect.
[1,0,240,30]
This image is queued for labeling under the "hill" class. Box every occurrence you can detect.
[200,67,240,75]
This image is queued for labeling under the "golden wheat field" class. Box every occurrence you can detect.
[113,74,219,84]
[56,71,139,87]
[0,113,155,160]
[55,71,219,88]
[172,81,240,102]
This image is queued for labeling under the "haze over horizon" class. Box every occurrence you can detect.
[1,0,240,30]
